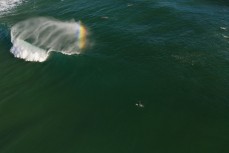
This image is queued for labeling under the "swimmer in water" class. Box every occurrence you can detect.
[136,101,144,108]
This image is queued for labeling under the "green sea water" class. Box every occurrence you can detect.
[0,0,229,153]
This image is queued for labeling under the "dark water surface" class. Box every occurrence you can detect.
[0,0,229,153]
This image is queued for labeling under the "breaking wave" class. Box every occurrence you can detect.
[10,17,87,62]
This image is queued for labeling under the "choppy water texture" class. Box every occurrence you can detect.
[0,0,229,153]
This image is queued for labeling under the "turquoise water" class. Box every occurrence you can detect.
[0,0,229,153]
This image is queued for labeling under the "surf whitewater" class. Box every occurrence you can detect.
[10,17,87,62]
[0,0,24,15]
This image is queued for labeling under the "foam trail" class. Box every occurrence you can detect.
[10,17,87,62]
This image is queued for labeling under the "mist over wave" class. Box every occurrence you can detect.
[10,17,87,62]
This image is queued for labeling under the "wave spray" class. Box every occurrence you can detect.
[10,17,87,62]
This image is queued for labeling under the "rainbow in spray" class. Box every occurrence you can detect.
[78,24,87,49]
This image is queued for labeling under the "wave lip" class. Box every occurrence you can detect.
[10,39,49,62]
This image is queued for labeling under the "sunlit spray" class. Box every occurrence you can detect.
[10,17,87,62]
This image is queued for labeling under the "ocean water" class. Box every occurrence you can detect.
[0,0,229,153]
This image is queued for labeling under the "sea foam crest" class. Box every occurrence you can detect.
[0,0,24,15]
[10,39,49,62]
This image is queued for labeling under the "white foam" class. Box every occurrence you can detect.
[10,39,49,62]
[0,0,24,15]
[220,27,227,30]
[222,34,229,39]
